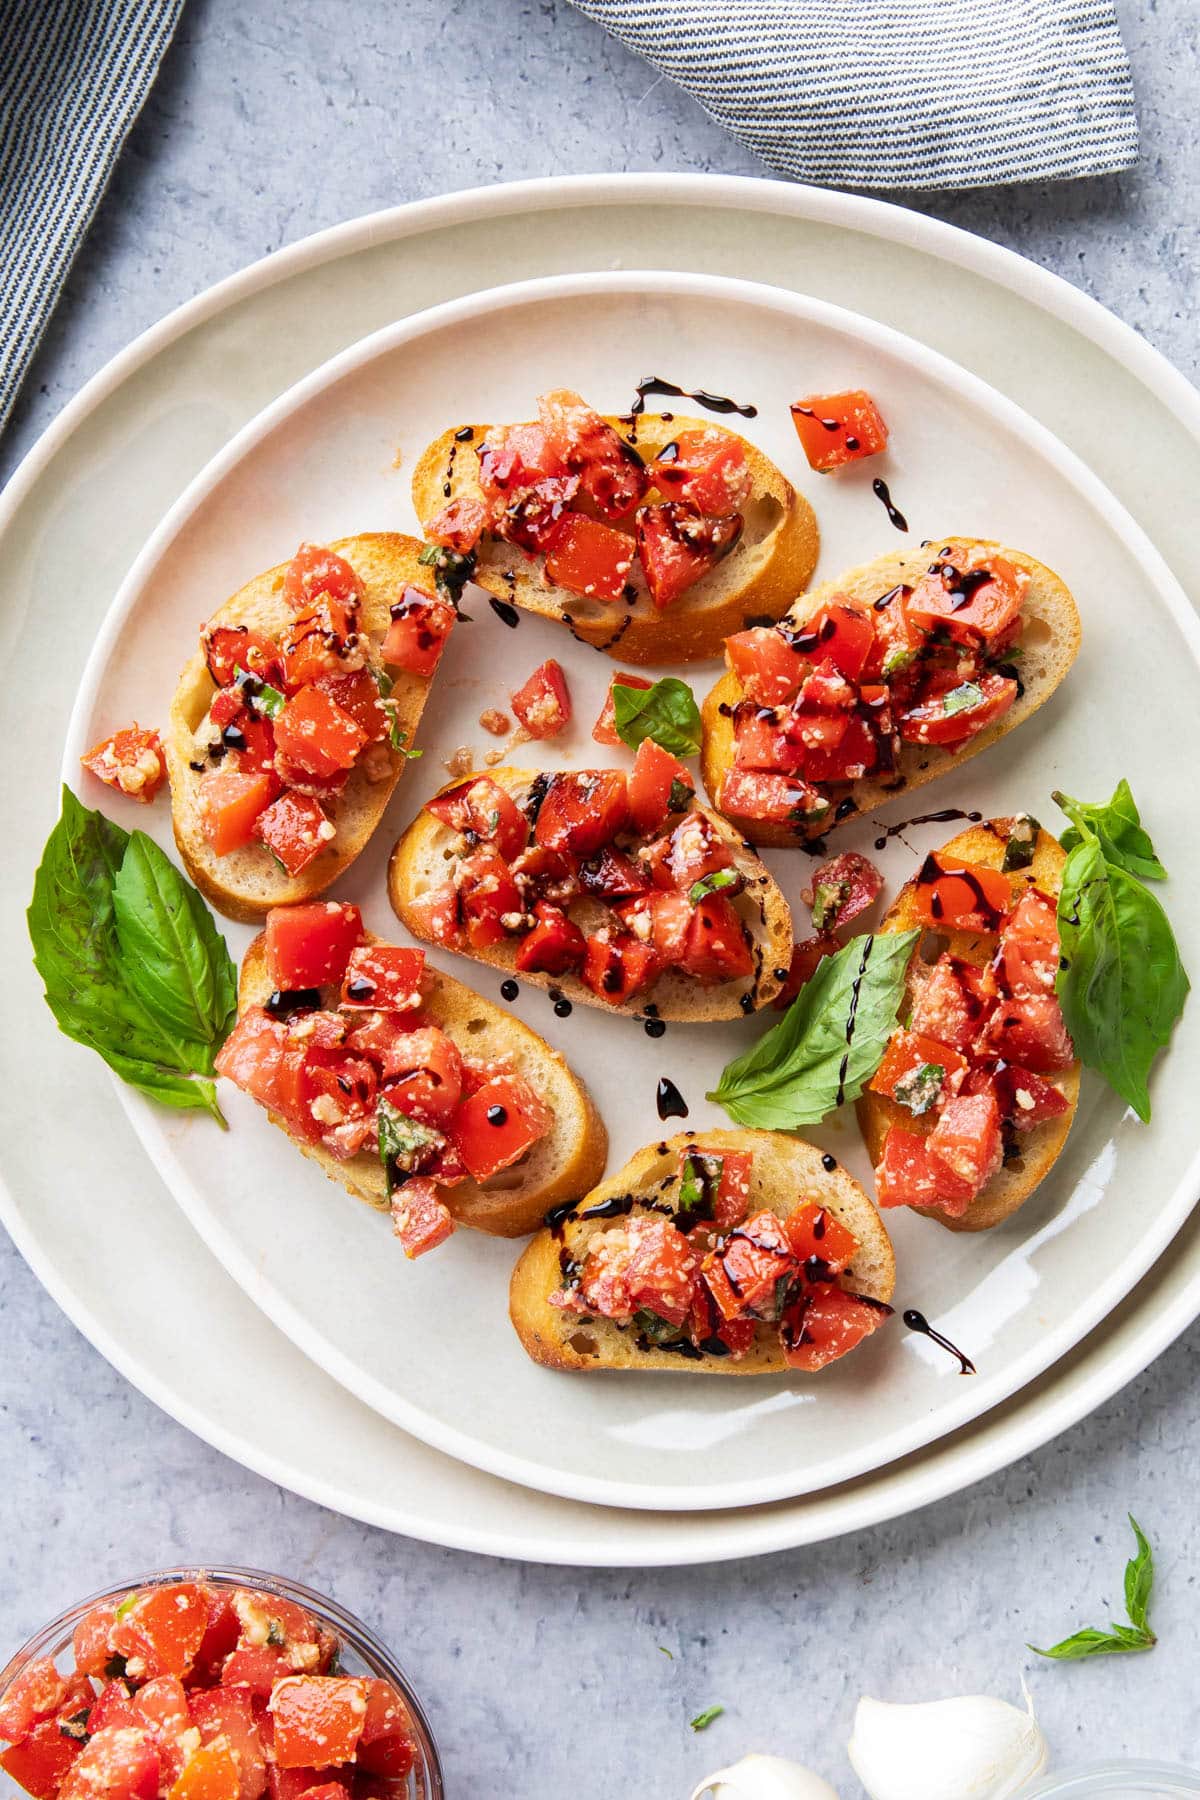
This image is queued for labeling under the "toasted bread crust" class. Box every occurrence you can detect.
[411,415,819,665]
[701,538,1082,846]
[855,819,1080,1233]
[509,1129,895,1373]
[167,532,436,923]
[236,932,608,1238]
[386,766,794,1019]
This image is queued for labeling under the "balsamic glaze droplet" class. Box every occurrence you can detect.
[903,1308,976,1375]
[872,477,909,533]
[820,1152,837,1172]
[500,979,519,1002]
[644,1017,667,1039]
[486,1104,508,1127]
[655,1077,689,1121]
[489,596,520,628]
[553,998,572,1018]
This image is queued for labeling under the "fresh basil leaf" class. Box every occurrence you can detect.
[1124,1514,1155,1633]
[677,1152,714,1216]
[1030,1516,1157,1660]
[28,789,229,1126]
[236,667,284,718]
[374,666,395,698]
[690,1707,724,1732]
[668,778,694,813]
[1029,1627,1152,1661]
[383,702,422,757]
[893,1061,944,1117]
[811,877,848,933]
[633,1308,683,1345]
[1056,779,1167,882]
[1056,834,1188,1123]
[1001,813,1040,872]
[689,868,739,905]
[941,680,983,716]
[112,831,237,1055]
[377,1098,439,1193]
[709,931,919,1129]
[612,677,702,758]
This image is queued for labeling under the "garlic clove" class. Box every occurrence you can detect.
[691,1752,842,1800]
[848,1693,1048,1800]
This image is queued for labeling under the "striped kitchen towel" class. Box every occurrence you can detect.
[0,0,184,441]
[569,0,1139,191]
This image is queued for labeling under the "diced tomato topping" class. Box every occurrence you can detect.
[477,421,578,552]
[404,878,460,947]
[425,496,486,554]
[355,1682,415,1780]
[875,1125,974,1213]
[279,599,360,691]
[380,586,456,680]
[862,589,923,682]
[999,888,1060,996]
[282,545,364,615]
[581,932,660,1005]
[378,1028,464,1125]
[807,851,883,933]
[203,625,278,690]
[910,954,989,1054]
[592,671,652,745]
[514,902,587,975]
[425,776,529,861]
[88,1684,138,1735]
[635,502,741,610]
[537,390,649,520]
[626,737,693,836]
[447,1075,552,1181]
[650,428,752,515]
[774,934,839,1009]
[219,1650,290,1702]
[898,670,1017,747]
[911,853,1012,931]
[678,895,753,984]
[167,1740,239,1800]
[81,725,167,805]
[0,1660,68,1744]
[534,771,629,857]
[789,601,876,681]
[718,767,825,829]
[710,1211,794,1319]
[265,902,362,990]
[925,1092,1003,1206]
[869,1030,967,1111]
[1,1719,84,1800]
[968,1061,1070,1131]
[132,1678,194,1788]
[578,845,649,903]
[190,1691,265,1800]
[340,944,425,1012]
[798,713,877,784]
[198,770,277,855]
[622,1218,698,1329]
[273,687,366,781]
[72,1608,117,1679]
[725,627,805,708]
[684,1148,754,1233]
[252,792,332,877]
[790,390,889,472]
[310,670,386,744]
[783,1201,858,1274]
[781,1285,890,1371]
[60,1727,160,1800]
[391,1179,456,1258]
[456,848,524,950]
[110,1585,209,1683]
[904,548,1028,649]
[977,994,1075,1073]
[733,709,808,774]
[510,659,571,738]
[545,514,635,603]
[269,1678,366,1771]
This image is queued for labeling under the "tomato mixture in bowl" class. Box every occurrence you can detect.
[0,1568,441,1800]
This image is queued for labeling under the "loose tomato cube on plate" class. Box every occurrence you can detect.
[80,725,167,804]
[510,659,571,739]
[790,389,889,471]
[592,671,652,745]
[545,514,635,603]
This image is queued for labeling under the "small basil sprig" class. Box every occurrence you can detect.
[709,931,918,1129]
[612,677,702,758]
[1053,783,1187,1122]
[28,788,237,1124]
[1030,1516,1157,1660]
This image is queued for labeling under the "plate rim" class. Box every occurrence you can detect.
[61,261,1200,1512]
[5,171,1200,1560]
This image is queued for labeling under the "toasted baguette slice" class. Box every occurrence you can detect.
[237,930,607,1238]
[701,537,1082,847]
[411,414,818,664]
[510,1129,895,1374]
[167,533,436,923]
[856,818,1080,1232]
[387,766,794,1019]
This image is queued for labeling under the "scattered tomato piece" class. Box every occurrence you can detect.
[81,726,167,804]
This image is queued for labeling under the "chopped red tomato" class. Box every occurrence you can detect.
[274,687,366,780]
[456,848,523,949]
[0,1661,67,1744]
[72,1608,117,1679]
[279,599,360,691]
[926,1092,1003,1203]
[168,1740,240,1800]
[904,548,1028,648]
[381,585,456,679]
[783,1201,859,1274]
[999,888,1060,996]
[592,671,652,745]
[733,709,808,774]
[355,1678,415,1780]
[862,589,923,681]
[807,850,883,933]
[650,427,752,515]
[978,994,1075,1073]
[253,792,333,876]
[787,601,875,681]
[269,1679,366,1771]
[203,625,278,689]
[782,1285,890,1370]
[425,776,529,861]
[189,1690,265,1800]
[265,902,362,990]
[382,1038,464,1132]
[898,671,1017,746]
[391,1179,457,1258]
[81,725,167,804]
[448,1075,553,1181]
[581,932,660,1004]
[477,421,578,552]
[911,853,1011,931]
[310,670,386,744]
[111,1585,209,1683]
[60,1727,160,1800]
[774,934,839,1008]
[510,659,571,738]
[798,713,878,784]
[282,544,363,614]
[133,1678,194,1787]
[219,1650,290,1702]
[622,1217,698,1329]
[969,1061,1070,1131]
[869,1030,967,1111]
[1,1719,84,1799]
[678,1148,754,1233]
[678,895,753,984]
[910,954,990,1054]
[578,845,649,902]
[514,902,586,975]
[718,767,825,829]
[88,1683,137,1734]
[635,502,741,610]
[425,496,486,554]
[627,737,693,836]
[725,627,805,707]
[708,1211,794,1320]
[404,878,459,947]
[790,390,889,472]
[545,514,635,603]
[875,1126,974,1213]
[534,770,629,857]
[538,390,649,519]
[340,944,425,1012]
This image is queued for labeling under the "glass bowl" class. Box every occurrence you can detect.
[0,1565,443,1799]
[1024,1764,1200,1797]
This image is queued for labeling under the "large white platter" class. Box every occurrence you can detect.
[58,264,1200,1511]
[5,174,1200,1559]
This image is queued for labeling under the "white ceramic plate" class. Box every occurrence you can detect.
[59,265,1200,1511]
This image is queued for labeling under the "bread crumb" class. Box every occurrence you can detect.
[484,749,506,766]
[479,708,511,737]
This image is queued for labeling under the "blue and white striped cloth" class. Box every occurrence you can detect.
[0,0,183,440]
[570,0,1139,190]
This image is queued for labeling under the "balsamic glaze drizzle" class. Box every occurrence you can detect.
[489,596,520,628]
[833,935,873,1109]
[630,376,757,419]
[872,808,982,851]
[655,1077,689,1121]
[872,477,909,533]
[903,1309,976,1375]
